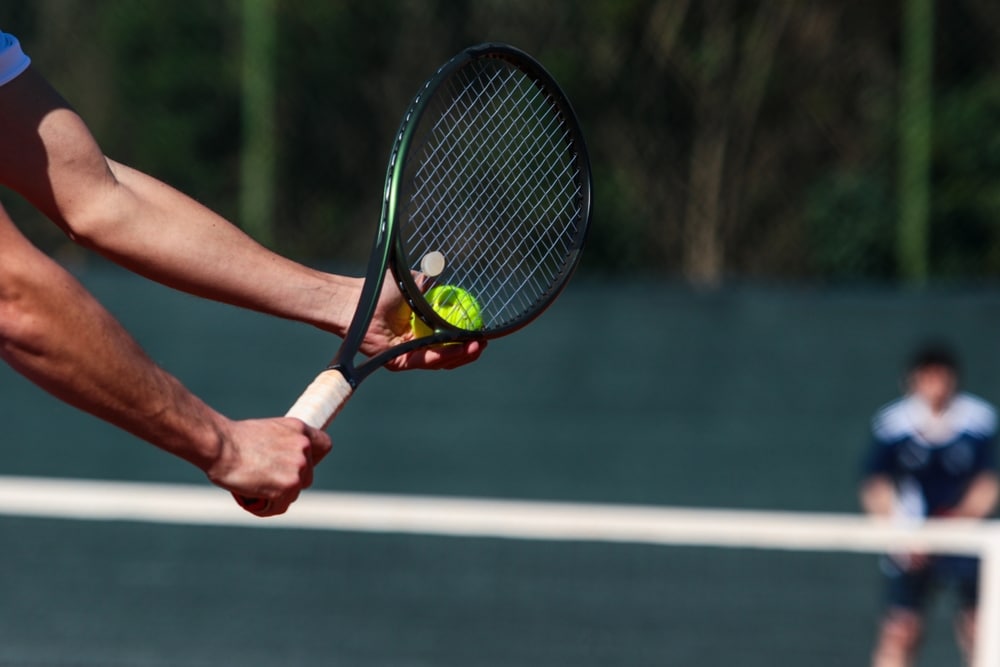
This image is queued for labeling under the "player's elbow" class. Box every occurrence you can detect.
[55,193,125,250]
[0,278,48,360]
[45,167,131,251]
[0,250,74,360]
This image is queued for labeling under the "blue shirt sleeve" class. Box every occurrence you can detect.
[975,434,997,472]
[862,435,896,479]
[0,31,31,88]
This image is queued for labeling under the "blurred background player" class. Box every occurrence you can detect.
[859,341,999,667]
[0,31,483,516]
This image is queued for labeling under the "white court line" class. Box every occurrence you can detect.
[4,475,1000,666]
[0,474,995,555]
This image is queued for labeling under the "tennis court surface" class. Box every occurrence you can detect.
[2,269,995,666]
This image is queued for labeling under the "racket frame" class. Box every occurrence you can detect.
[237,42,591,512]
[334,42,592,389]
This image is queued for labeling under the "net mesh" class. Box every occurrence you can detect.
[397,54,588,334]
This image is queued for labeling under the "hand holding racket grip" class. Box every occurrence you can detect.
[235,369,354,514]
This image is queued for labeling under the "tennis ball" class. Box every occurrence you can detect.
[411,285,484,336]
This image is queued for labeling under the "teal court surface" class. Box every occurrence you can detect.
[2,268,994,666]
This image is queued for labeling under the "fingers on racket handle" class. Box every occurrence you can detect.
[284,368,354,430]
[235,370,353,515]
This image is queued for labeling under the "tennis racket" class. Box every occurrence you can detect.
[239,42,591,510]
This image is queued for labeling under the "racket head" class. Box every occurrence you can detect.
[385,43,592,342]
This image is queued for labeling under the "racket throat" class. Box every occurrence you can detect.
[326,361,360,389]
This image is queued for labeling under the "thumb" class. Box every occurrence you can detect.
[305,425,333,465]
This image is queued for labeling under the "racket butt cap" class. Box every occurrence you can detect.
[420,251,445,277]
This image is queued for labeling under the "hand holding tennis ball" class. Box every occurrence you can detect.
[411,285,484,337]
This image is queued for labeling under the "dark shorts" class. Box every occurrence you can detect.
[882,554,980,611]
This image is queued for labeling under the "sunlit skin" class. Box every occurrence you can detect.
[0,62,483,516]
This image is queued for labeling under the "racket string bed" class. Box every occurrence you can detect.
[408,108,574,226]
[399,59,586,332]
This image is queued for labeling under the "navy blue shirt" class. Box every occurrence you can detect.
[863,392,997,518]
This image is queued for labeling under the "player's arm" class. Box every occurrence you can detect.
[859,427,898,518]
[859,474,897,518]
[0,207,330,515]
[0,68,357,334]
[948,472,1000,519]
[0,67,482,369]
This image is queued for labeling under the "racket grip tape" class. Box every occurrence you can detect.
[284,368,354,429]
[234,369,354,514]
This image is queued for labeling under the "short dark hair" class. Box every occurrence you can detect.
[907,340,960,374]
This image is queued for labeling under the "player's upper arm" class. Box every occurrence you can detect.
[863,402,905,477]
[0,67,114,237]
[957,395,1000,469]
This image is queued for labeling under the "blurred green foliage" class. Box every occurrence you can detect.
[2,0,1000,285]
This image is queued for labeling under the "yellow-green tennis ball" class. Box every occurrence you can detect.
[411,285,484,336]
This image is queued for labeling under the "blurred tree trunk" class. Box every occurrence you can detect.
[675,1,792,286]
[896,0,933,285]
[684,85,730,286]
[681,3,732,286]
[240,0,277,246]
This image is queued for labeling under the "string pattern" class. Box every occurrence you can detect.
[399,56,586,332]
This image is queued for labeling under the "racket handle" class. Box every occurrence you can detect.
[235,369,353,514]
[285,368,354,429]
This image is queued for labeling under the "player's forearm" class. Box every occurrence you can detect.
[950,473,1000,519]
[74,159,360,336]
[860,476,896,517]
[0,245,228,470]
